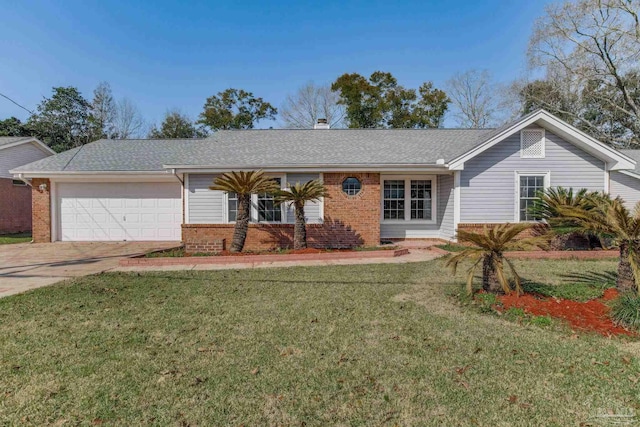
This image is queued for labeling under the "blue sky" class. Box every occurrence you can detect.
[0,0,553,129]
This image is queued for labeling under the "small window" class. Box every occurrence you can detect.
[383,180,405,220]
[521,129,545,158]
[519,175,545,221]
[12,179,26,186]
[257,178,282,222]
[342,177,361,196]
[228,192,238,222]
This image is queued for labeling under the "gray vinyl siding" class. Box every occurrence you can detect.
[460,127,605,223]
[186,173,323,224]
[610,171,640,209]
[285,173,322,224]
[438,174,455,240]
[380,174,454,239]
[187,174,225,223]
[0,143,51,178]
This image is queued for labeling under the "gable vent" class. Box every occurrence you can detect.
[521,129,545,158]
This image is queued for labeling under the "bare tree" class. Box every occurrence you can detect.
[280,82,345,128]
[113,98,145,139]
[90,81,116,139]
[446,69,498,128]
[528,0,640,145]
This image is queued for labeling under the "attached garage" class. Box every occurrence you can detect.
[55,182,182,241]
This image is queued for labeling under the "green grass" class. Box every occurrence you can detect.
[435,243,468,252]
[610,292,640,331]
[0,232,31,244]
[1,258,639,425]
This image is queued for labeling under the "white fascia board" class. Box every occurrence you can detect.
[0,138,56,155]
[166,164,450,173]
[448,110,636,171]
[13,171,178,182]
[11,170,172,176]
[618,170,640,180]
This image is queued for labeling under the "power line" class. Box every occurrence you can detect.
[0,92,33,115]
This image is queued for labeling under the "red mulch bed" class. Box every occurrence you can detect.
[497,288,634,337]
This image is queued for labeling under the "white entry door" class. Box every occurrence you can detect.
[57,182,182,241]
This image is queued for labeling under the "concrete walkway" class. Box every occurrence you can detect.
[0,241,179,297]
[114,248,442,273]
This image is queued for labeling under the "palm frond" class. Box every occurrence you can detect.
[504,257,523,295]
[209,170,280,195]
[466,257,483,295]
[273,179,330,207]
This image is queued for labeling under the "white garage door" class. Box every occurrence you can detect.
[57,182,182,241]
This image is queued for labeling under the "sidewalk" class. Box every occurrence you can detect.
[114,249,442,272]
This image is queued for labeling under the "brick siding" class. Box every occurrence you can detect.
[0,178,32,234]
[182,172,381,253]
[31,178,51,243]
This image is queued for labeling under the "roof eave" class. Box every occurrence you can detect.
[164,163,451,173]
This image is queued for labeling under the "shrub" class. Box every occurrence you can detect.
[610,293,640,331]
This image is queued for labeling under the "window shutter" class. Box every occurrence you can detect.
[521,129,545,158]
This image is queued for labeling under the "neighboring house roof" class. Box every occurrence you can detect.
[0,136,55,155]
[10,110,637,176]
[619,150,640,178]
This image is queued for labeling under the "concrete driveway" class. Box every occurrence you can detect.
[0,241,180,298]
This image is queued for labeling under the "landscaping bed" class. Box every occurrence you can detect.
[497,288,633,337]
[122,246,408,266]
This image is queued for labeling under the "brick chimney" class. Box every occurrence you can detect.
[314,118,330,129]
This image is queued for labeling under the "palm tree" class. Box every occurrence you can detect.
[446,223,548,295]
[210,171,280,252]
[274,180,329,250]
[533,187,600,249]
[554,194,640,293]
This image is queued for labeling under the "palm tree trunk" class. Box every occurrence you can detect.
[482,253,502,294]
[230,194,251,253]
[617,241,635,292]
[293,203,307,250]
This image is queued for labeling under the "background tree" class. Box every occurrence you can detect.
[27,86,92,152]
[527,0,640,147]
[274,180,330,250]
[209,171,280,252]
[331,71,449,128]
[280,82,344,128]
[198,88,277,131]
[90,81,116,140]
[446,69,498,128]
[148,110,207,138]
[0,117,29,136]
[113,98,145,139]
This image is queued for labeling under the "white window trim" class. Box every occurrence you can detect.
[253,173,287,224]
[514,171,550,223]
[520,128,545,159]
[380,174,437,224]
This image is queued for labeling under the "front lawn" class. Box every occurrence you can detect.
[1,259,639,425]
[0,232,31,244]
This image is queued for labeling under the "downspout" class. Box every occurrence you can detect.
[170,168,184,185]
[16,173,32,186]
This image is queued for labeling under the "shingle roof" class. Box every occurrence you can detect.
[12,129,494,173]
[0,136,34,148]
